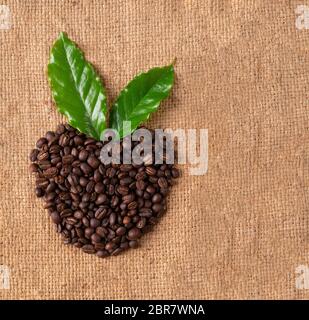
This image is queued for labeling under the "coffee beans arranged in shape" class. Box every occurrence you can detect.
[29,124,180,258]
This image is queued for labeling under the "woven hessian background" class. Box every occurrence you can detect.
[0,0,308,299]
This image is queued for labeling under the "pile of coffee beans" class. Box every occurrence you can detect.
[29,124,179,258]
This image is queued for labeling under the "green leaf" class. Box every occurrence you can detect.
[110,64,174,138]
[48,32,107,140]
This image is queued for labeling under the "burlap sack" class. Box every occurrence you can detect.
[0,0,308,300]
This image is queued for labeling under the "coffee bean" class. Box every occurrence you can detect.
[136,180,146,190]
[66,217,78,225]
[90,218,100,228]
[152,193,162,203]
[128,201,138,210]
[96,226,107,237]
[84,227,95,239]
[79,176,88,187]
[29,149,39,162]
[120,177,133,186]
[129,240,138,249]
[29,163,39,173]
[94,182,104,193]
[35,187,44,197]
[158,177,168,189]
[87,155,100,169]
[36,137,47,148]
[93,170,102,182]
[62,154,74,164]
[111,248,123,256]
[49,145,61,154]
[80,163,92,175]
[74,136,83,146]
[82,244,95,254]
[37,151,49,161]
[96,250,109,258]
[145,166,156,176]
[95,194,107,205]
[74,210,84,219]
[43,167,58,178]
[123,216,131,225]
[116,226,126,236]
[146,185,156,194]
[50,211,61,224]
[122,194,135,204]
[105,242,117,252]
[109,212,117,226]
[152,203,163,213]
[136,217,147,229]
[117,185,129,195]
[127,227,141,240]
[91,233,101,243]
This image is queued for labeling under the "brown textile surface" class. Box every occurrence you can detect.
[0,0,308,300]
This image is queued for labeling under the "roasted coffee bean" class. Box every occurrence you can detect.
[96,226,107,238]
[96,250,109,258]
[37,151,49,161]
[80,163,92,175]
[79,176,88,187]
[91,233,101,243]
[146,185,156,194]
[84,227,95,239]
[122,216,131,225]
[90,218,100,228]
[74,210,84,219]
[129,240,138,249]
[87,155,100,169]
[43,167,58,178]
[38,160,52,170]
[145,166,156,176]
[50,211,61,224]
[82,244,95,254]
[127,227,141,240]
[122,194,135,204]
[136,180,146,190]
[116,226,126,236]
[35,187,44,197]
[62,154,74,164]
[117,185,129,195]
[105,242,117,252]
[158,177,168,189]
[119,177,133,186]
[94,182,104,193]
[60,209,73,218]
[152,193,162,203]
[29,149,39,162]
[74,136,83,146]
[95,194,107,205]
[66,217,78,225]
[29,163,39,173]
[109,212,117,226]
[128,201,138,210]
[152,203,163,213]
[36,137,47,148]
[78,149,88,162]
[30,123,180,258]
[49,145,61,154]
[36,177,49,189]
[136,217,147,229]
